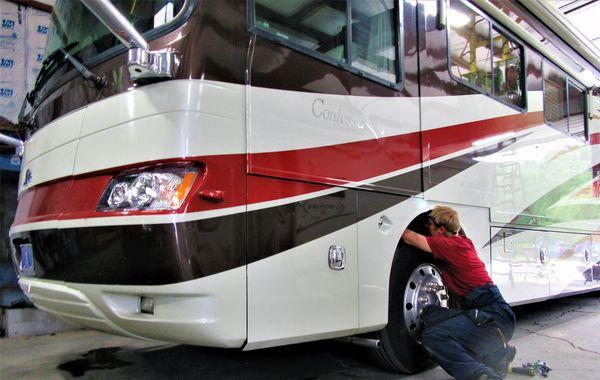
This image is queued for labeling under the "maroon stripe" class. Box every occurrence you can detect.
[249,112,543,185]
[13,154,247,226]
[11,111,551,226]
[14,181,74,224]
[249,131,421,186]
[424,112,544,160]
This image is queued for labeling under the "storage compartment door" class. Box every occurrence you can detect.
[491,227,549,304]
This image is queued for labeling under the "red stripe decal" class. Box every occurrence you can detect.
[249,112,543,186]
[249,132,421,185]
[11,111,553,227]
[13,181,73,225]
[13,155,247,226]
[423,112,544,160]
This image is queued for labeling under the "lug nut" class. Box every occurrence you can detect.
[418,296,429,303]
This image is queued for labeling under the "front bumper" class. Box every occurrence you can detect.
[18,267,246,348]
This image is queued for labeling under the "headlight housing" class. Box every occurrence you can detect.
[98,166,198,211]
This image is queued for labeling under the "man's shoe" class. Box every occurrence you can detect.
[494,345,517,377]
[475,371,503,380]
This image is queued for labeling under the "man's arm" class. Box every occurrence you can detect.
[402,229,432,253]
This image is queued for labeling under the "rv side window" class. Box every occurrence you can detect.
[543,65,568,134]
[447,0,525,110]
[251,0,401,86]
[543,62,587,139]
[492,27,523,107]
[568,81,586,139]
[448,1,492,92]
[350,0,397,83]
[253,0,348,62]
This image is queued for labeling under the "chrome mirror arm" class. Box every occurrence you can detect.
[80,0,148,50]
[0,132,24,156]
[80,0,174,83]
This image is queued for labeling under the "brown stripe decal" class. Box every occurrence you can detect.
[247,188,358,264]
[12,213,246,285]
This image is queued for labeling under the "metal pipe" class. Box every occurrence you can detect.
[80,0,149,51]
[0,132,23,147]
[0,132,24,156]
[336,337,381,349]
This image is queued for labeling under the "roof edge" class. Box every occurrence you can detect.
[518,0,600,69]
[472,0,600,88]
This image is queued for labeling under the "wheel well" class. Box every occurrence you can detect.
[405,210,432,236]
[388,209,465,300]
[389,210,435,295]
[369,210,439,373]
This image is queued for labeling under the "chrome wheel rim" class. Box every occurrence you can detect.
[403,263,448,341]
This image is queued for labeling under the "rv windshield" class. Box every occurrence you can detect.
[47,0,185,63]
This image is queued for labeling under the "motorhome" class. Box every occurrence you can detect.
[9,0,600,373]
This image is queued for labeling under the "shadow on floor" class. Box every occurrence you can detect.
[56,339,402,379]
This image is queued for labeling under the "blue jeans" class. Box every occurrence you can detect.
[420,285,515,380]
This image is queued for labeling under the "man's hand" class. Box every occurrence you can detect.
[402,229,432,253]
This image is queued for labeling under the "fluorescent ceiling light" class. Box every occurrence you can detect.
[448,8,471,28]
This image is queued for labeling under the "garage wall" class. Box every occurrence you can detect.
[0,0,50,123]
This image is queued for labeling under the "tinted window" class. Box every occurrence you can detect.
[543,62,587,139]
[254,0,347,62]
[47,0,186,64]
[543,65,568,133]
[252,0,400,84]
[448,0,492,91]
[568,81,585,138]
[350,0,396,82]
[447,0,525,109]
[492,28,523,106]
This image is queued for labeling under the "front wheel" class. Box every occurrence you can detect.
[369,244,449,373]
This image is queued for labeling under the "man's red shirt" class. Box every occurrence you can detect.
[425,234,493,297]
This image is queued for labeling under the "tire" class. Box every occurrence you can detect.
[369,243,438,373]
[369,211,448,374]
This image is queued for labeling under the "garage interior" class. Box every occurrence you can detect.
[1,0,599,378]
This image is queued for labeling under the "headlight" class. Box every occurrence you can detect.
[98,166,198,211]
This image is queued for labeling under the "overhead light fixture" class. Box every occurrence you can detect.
[448,8,472,28]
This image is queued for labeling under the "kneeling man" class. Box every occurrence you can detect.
[402,206,516,380]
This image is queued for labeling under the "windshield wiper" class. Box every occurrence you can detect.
[62,48,107,89]
[26,41,78,106]
[26,41,107,106]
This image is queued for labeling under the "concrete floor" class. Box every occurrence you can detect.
[1,291,599,379]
